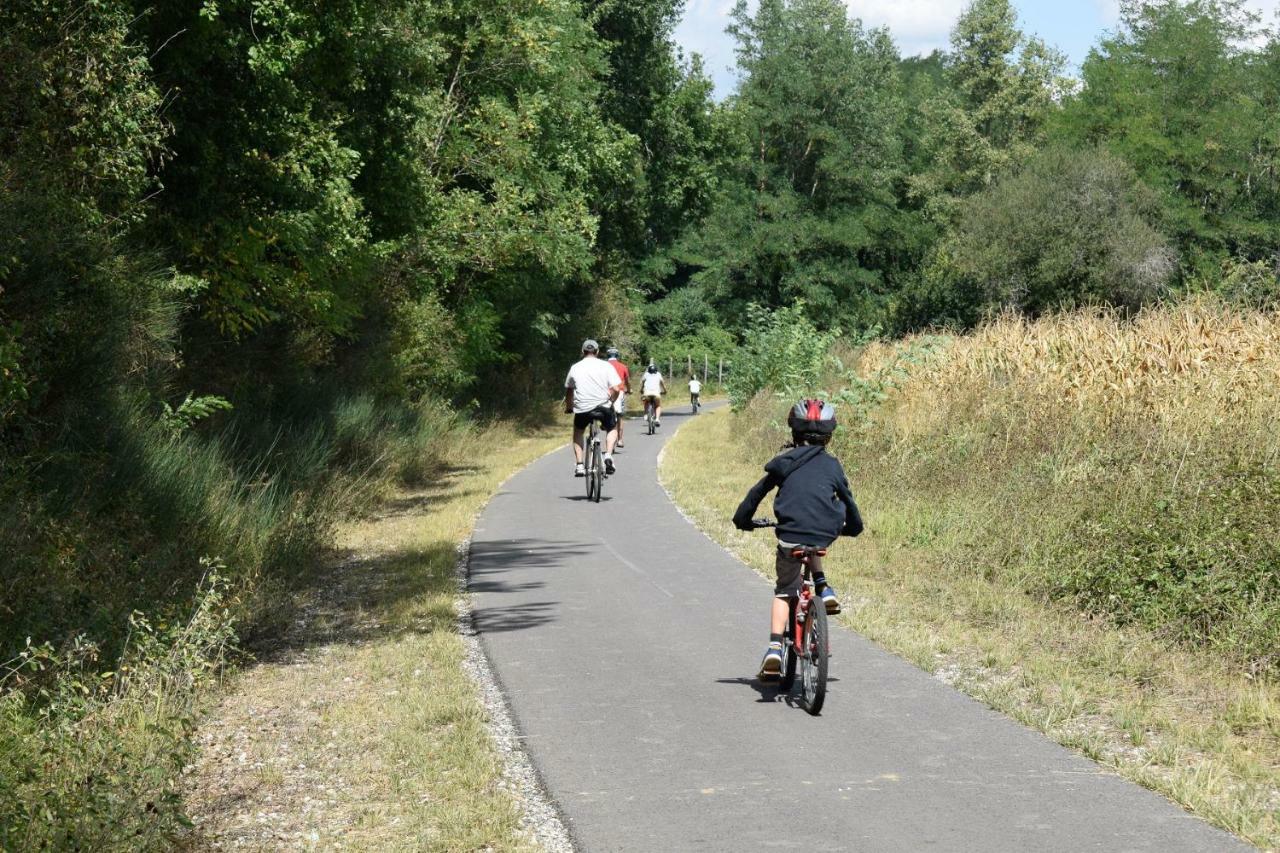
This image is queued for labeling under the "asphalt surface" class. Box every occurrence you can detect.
[469,405,1249,852]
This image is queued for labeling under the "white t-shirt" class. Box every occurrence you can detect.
[641,371,664,396]
[689,379,702,394]
[565,357,621,413]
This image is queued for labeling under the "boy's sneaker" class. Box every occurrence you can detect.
[819,585,842,615]
[604,456,616,475]
[574,463,585,477]
[758,643,784,679]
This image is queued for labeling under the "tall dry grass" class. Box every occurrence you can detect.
[849,299,1280,671]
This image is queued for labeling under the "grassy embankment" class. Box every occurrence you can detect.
[662,300,1279,849]
[1,395,566,851]
[182,419,567,849]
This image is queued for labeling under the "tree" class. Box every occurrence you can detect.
[676,0,918,332]
[941,145,1175,315]
[1056,0,1280,268]
[909,0,1068,221]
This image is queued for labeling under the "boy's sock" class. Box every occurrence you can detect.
[769,632,784,646]
[812,573,829,591]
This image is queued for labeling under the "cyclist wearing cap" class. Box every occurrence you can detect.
[732,399,863,679]
[640,362,667,428]
[606,347,631,448]
[564,339,624,476]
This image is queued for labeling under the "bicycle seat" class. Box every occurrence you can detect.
[790,547,827,558]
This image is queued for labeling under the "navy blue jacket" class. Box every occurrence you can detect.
[732,445,863,547]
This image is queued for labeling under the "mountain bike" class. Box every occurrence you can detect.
[582,413,605,502]
[644,397,656,435]
[690,393,700,415]
[753,519,829,715]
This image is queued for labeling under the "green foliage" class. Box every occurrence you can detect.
[1057,0,1280,263]
[1198,258,1280,308]
[0,567,234,851]
[160,393,233,436]
[726,303,836,408]
[941,145,1175,314]
[908,0,1068,221]
[677,0,923,333]
[1052,468,1280,667]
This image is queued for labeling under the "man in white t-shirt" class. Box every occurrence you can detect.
[564,339,624,476]
[640,363,667,427]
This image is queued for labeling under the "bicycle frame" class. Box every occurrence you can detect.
[787,561,819,658]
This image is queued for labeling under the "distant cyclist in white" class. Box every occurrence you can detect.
[688,375,702,409]
[564,339,624,476]
[640,362,667,428]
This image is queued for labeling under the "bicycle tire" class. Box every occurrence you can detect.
[582,428,594,499]
[646,406,654,435]
[779,598,798,690]
[801,596,829,715]
[590,440,603,502]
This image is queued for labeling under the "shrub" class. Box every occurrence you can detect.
[0,567,235,851]
[727,303,837,408]
[943,145,1175,316]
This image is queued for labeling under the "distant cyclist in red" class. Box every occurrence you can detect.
[606,347,631,448]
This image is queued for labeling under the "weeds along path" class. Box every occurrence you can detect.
[181,425,566,850]
[470,405,1247,852]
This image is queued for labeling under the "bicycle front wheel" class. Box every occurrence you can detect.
[800,599,829,715]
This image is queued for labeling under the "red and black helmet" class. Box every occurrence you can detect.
[787,399,837,435]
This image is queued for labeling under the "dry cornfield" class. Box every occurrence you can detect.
[858,298,1280,455]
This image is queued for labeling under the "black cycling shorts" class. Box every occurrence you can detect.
[573,405,617,431]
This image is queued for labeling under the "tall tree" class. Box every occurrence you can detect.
[1055,0,1280,267]
[909,0,1067,221]
[677,0,915,331]
[587,0,722,261]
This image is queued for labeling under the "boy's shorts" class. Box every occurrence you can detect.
[774,544,824,598]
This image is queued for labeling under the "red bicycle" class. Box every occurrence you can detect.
[754,519,830,715]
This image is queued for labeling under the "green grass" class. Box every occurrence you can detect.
[663,408,1280,850]
[0,392,477,850]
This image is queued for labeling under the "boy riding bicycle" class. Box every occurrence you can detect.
[732,400,863,679]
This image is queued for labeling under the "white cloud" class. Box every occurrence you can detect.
[842,0,969,55]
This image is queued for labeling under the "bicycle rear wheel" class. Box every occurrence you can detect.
[646,406,654,435]
[582,429,594,499]
[590,440,603,502]
[800,597,829,715]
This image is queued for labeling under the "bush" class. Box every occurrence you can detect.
[727,303,837,408]
[0,568,234,851]
[942,145,1175,316]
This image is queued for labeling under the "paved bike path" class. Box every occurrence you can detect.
[469,407,1247,852]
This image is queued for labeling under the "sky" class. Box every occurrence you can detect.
[675,0,1280,99]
